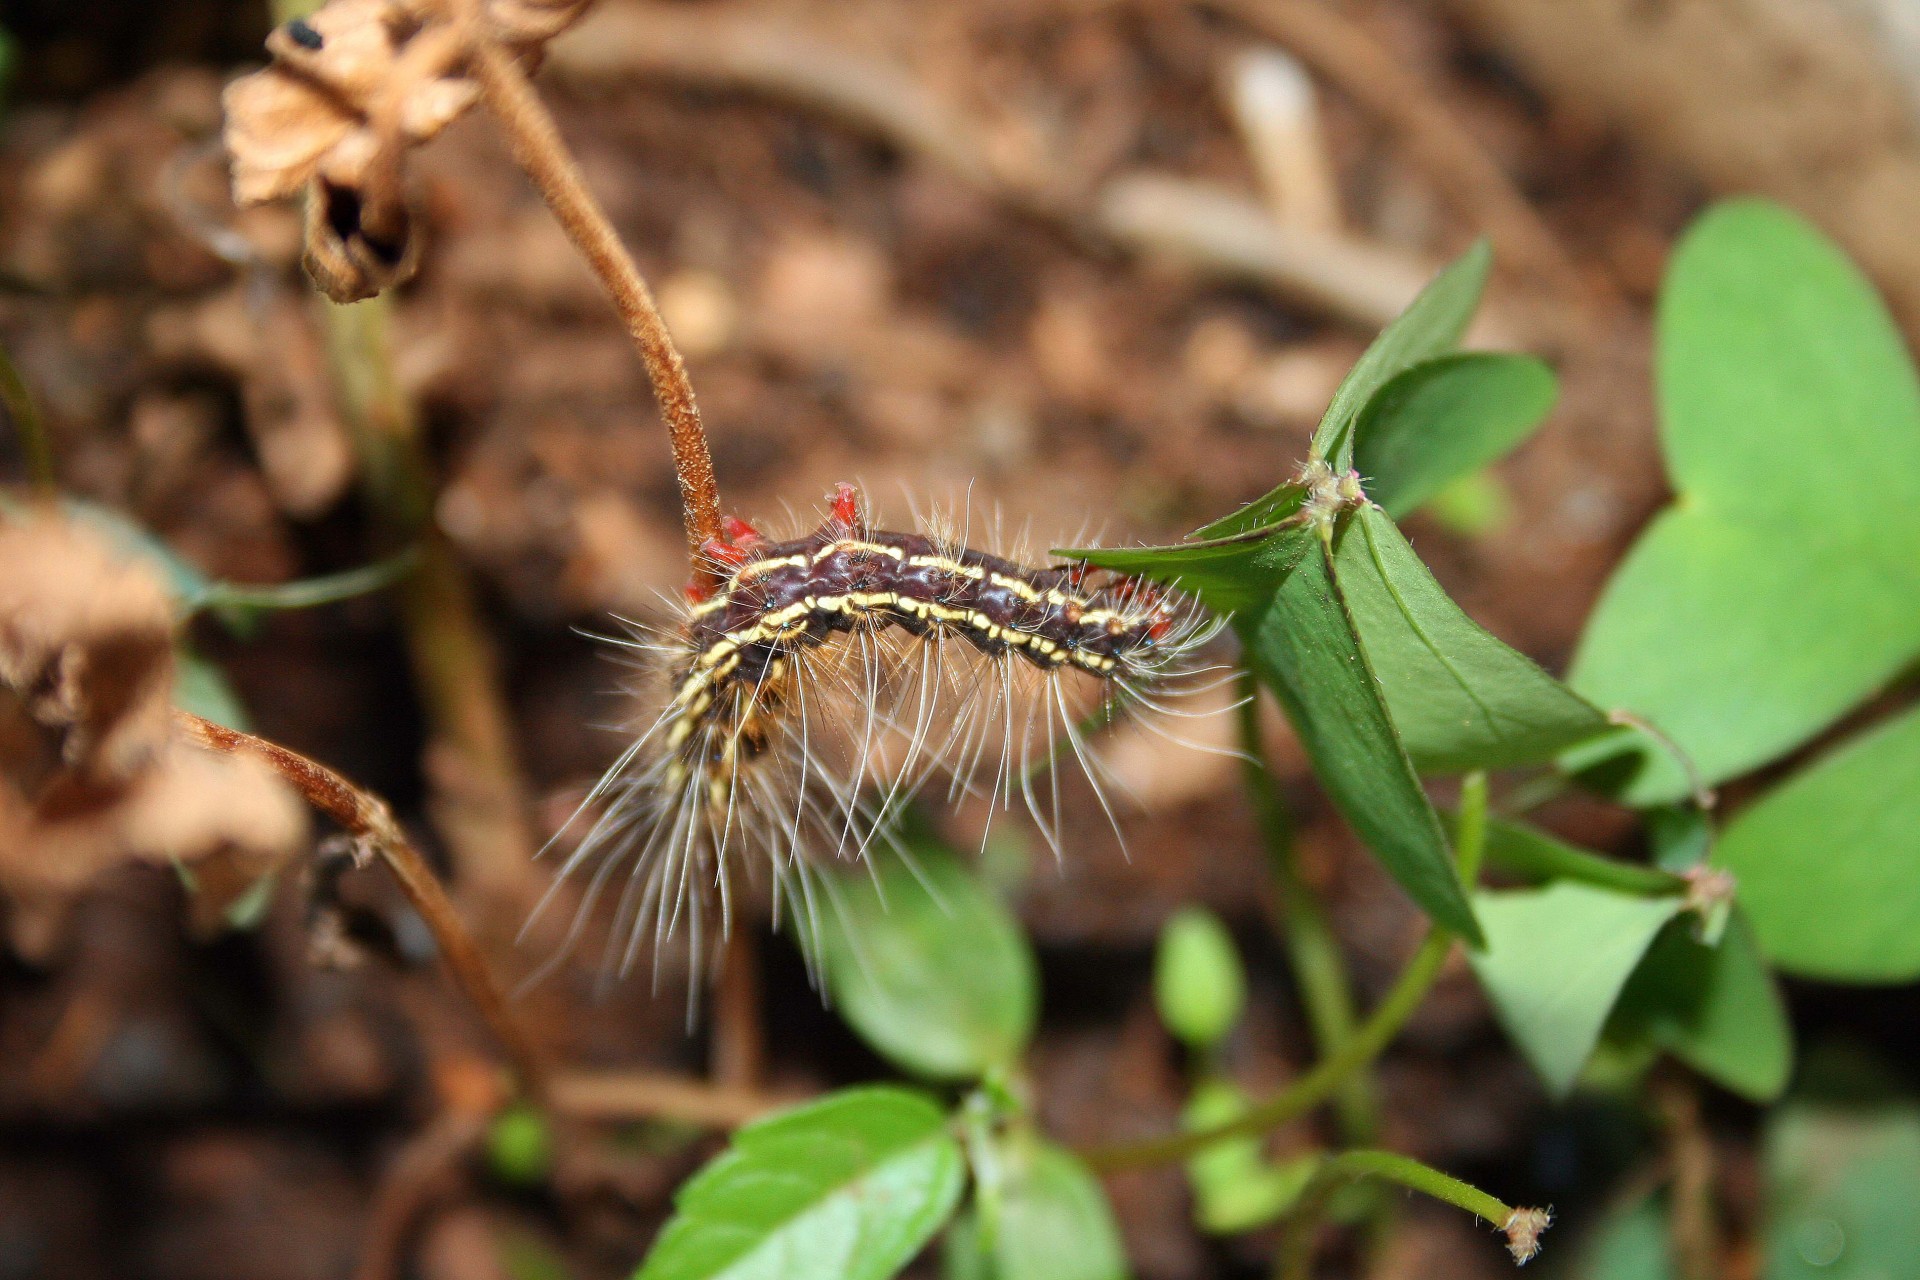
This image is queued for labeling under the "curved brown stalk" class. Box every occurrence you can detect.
[175,709,552,1104]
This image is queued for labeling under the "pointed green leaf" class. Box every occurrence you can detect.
[988,1139,1129,1280]
[1186,482,1312,545]
[1454,814,1685,898]
[1351,353,1558,518]
[1572,199,1920,803]
[819,846,1038,1081]
[1063,518,1315,617]
[1468,882,1682,1096]
[1312,241,1494,471]
[1609,913,1791,1102]
[1076,506,1475,940]
[1195,243,1492,539]
[1334,506,1609,772]
[1717,702,1920,982]
[1241,529,1481,943]
[635,1087,965,1280]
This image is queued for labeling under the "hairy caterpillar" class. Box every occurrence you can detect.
[529,483,1226,991]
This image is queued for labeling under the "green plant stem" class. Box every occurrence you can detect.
[324,296,536,913]
[1086,772,1489,1173]
[1278,1149,1514,1280]
[1236,669,1374,1141]
[190,547,421,615]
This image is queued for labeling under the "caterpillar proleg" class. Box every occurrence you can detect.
[528,483,1228,993]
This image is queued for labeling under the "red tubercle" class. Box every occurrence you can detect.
[721,515,766,547]
[684,522,765,601]
[825,482,863,532]
[1118,575,1176,640]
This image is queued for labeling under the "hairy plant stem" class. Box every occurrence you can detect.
[1236,669,1374,1140]
[175,709,551,1104]
[454,2,722,575]
[1085,772,1489,1173]
[1277,1149,1516,1280]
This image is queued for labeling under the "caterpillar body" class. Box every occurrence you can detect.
[532,483,1225,990]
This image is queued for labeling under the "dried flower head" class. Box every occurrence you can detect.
[0,511,306,959]
[221,0,592,301]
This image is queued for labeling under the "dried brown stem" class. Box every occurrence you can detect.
[547,3,1464,331]
[1655,1070,1722,1280]
[451,0,722,573]
[175,710,551,1104]
[711,930,765,1089]
[1203,0,1586,299]
[550,1068,792,1128]
[352,1106,489,1280]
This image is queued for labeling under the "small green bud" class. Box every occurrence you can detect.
[486,1103,554,1188]
[1154,907,1246,1049]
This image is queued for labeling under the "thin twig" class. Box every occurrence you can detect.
[547,3,1462,332]
[1203,0,1586,299]
[175,710,551,1104]
[353,1106,490,1280]
[1654,1070,1721,1280]
[549,1068,792,1128]
[711,930,765,1089]
[452,0,722,572]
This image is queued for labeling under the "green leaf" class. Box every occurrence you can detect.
[173,651,253,731]
[1240,529,1482,943]
[819,846,1038,1080]
[635,1087,965,1280]
[1065,520,1315,617]
[1609,913,1792,1102]
[1467,882,1682,1096]
[989,1138,1129,1280]
[1717,702,1920,982]
[1422,471,1515,538]
[1764,1085,1920,1280]
[1333,506,1610,772]
[1572,199,1920,803]
[1182,1080,1317,1234]
[1463,815,1685,897]
[1313,241,1494,471]
[1351,354,1558,518]
[1196,242,1492,540]
[1573,1197,1675,1280]
[1153,908,1246,1050]
[1081,508,1479,941]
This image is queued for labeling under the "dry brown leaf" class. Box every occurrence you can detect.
[222,0,592,301]
[0,512,307,960]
